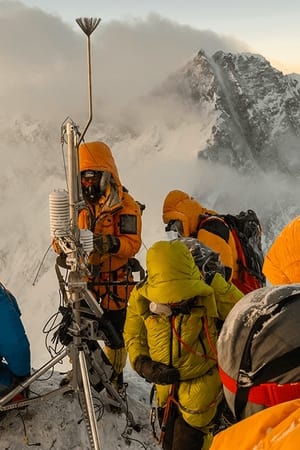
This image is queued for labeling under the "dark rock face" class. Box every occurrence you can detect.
[159,49,300,175]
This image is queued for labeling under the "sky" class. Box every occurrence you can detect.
[1,0,299,126]
[19,0,300,74]
[0,0,252,120]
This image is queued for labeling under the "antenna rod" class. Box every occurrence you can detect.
[76,18,101,145]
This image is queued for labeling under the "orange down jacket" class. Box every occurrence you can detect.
[162,190,239,283]
[210,398,300,450]
[263,215,300,284]
[78,141,142,310]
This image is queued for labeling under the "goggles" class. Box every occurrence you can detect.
[81,170,102,184]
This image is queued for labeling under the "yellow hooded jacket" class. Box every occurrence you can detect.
[210,398,300,450]
[263,216,300,285]
[124,240,243,430]
[78,141,142,309]
[162,190,239,284]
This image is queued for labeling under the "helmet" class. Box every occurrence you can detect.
[81,170,103,201]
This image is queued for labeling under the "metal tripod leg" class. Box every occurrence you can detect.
[0,345,102,450]
[0,349,69,408]
[77,349,101,450]
[86,348,139,430]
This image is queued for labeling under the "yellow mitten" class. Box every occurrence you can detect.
[105,345,127,374]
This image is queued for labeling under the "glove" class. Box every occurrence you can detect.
[134,355,180,385]
[202,255,226,284]
[182,237,225,284]
[165,220,183,235]
[93,234,120,256]
[105,346,127,374]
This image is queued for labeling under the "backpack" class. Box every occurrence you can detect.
[217,284,300,420]
[198,210,265,294]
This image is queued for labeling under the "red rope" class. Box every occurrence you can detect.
[202,315,218,358]
[171,316,217,362]
[159,384,179,445]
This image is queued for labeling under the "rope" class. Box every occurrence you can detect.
[159,384,179,446]
[202,316,218,358]
[171,316,217,362]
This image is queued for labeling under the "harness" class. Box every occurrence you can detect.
[149,298,218,444]
[88,261,138,310]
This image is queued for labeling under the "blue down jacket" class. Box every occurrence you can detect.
[0,284,30,389]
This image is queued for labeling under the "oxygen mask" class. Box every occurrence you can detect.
[81,170,103,201]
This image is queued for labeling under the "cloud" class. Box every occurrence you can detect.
[95,14,249,105]
[0,2,250,120]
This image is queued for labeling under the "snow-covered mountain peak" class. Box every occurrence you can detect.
[150,49,300,175]
[196,50,300,173]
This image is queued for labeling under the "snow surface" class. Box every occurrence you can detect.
[0,370,161,450]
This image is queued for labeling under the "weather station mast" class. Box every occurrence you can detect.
[0,17,139,450]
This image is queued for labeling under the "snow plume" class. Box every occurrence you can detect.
[95,13,249,111]
[0,2,250,121]
[191,162,300,250]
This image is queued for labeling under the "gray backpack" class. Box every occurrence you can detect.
[217,284,300,420]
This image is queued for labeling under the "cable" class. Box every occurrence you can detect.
[17,411,41,447]
[32,244,52,286]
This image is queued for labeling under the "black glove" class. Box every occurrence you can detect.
[165,220,183,235]
[191,244,224,284]
[202,255,225,284]
[93,234,120,256]
[134,355,180,385]
[182,237,225,284]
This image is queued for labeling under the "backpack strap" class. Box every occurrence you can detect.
[219,366,300,409]
[197,215,233,281]
[197,215,231,242]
